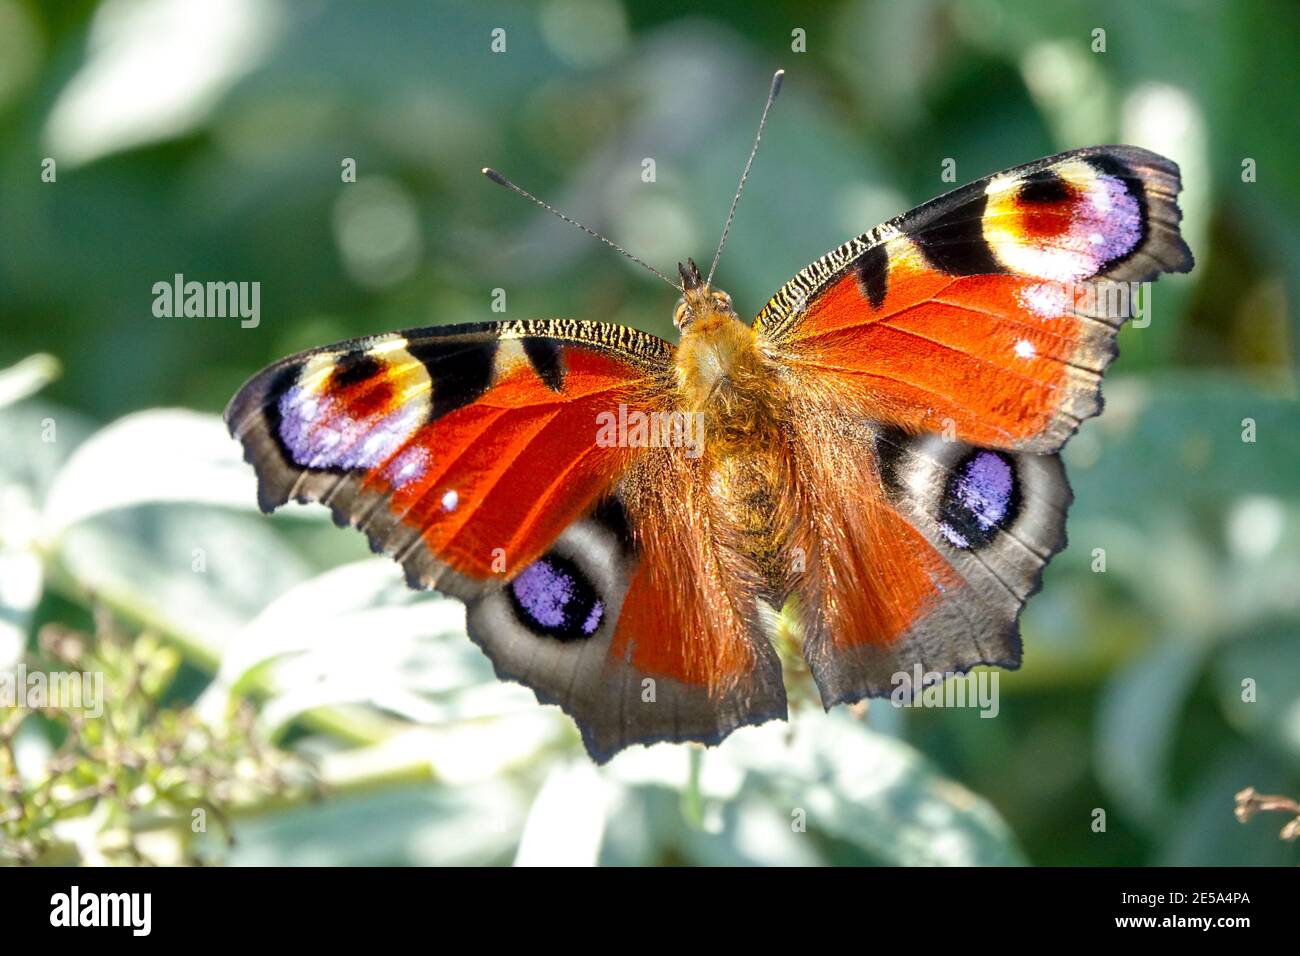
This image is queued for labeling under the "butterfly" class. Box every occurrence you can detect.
[226,72,1192,763]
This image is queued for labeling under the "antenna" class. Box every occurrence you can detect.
[706,69,785,287]
[481,168,682,291]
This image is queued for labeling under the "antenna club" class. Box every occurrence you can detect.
[482,167,508,186]
[706,69,787,286]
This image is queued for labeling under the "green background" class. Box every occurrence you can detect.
[1,0,1297,865]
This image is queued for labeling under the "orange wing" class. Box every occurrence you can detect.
[226,321,667,596]
[758,146,1193,454]
[757,146,1192,705]
[227,320,785,761]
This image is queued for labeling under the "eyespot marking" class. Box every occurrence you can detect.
[982,159,1144,281]
[509,554,604,641]
[938,450,1018,550]
[1017,169,1073,205]
[272,343,433,473]
[330,351,382,388]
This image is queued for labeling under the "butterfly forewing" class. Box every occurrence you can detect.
[756,145,1192,453]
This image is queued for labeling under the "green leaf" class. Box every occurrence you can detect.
[1066,376,1300,522]
[514,760,613,866]
[755,711,1027,865]
[0,397,93,666]
[0,354,60,409]
[227,782,529,866]
[600,710,1026,866]
[54,505,312,667]
[0,546,41,666]
[42,409,275,537]
[0,401,95,504]
[1095,639,1207,830]
[1213,628,1300,770]
[202,559,502,735]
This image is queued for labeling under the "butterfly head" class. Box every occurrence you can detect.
[674,258,735,332]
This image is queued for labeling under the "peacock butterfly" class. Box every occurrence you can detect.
[226,71,1193,762]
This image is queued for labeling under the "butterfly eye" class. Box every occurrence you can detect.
[673,299,689,327]
[711,291,733,311]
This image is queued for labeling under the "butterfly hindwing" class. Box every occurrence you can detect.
[782,404,1071,706]
[758,145,1191,705]
[226,320,786,761]
[472,475,787,763]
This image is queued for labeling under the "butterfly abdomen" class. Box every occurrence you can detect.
[708,453,789,597]
[668,306,793,596]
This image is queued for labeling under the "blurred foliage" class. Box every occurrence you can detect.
[1,613,314,865]
[0,0,1298,865]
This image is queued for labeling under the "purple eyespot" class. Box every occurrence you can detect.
[509,555,603,642]
[511,560,572,629]
[938,451,1018,550]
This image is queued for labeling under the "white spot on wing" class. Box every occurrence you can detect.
[385,445,429,485]
[495,339,527,377]
[1017,281,1069,319]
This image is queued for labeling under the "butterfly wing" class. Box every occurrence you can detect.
[757,145,1193,453]
[227,320,785,761]
[779,408,1071,706]
[757,146,1193,705]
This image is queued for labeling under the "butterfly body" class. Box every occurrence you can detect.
[228,144,1192,762]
